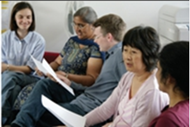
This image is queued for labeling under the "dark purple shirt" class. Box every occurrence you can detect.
[148,99,189,127]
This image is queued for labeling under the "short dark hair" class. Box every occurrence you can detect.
[159,41,189,98]
[10,2,35,31]
[74,6,97,24]
[122,25,160,72]
[93,14,126,42]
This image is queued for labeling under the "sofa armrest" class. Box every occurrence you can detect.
[43,52,59,63]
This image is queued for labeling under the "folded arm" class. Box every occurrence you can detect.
[2,62,32,74]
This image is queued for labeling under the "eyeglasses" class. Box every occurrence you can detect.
[72,22,87,29]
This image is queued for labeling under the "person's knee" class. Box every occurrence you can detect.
[2,71,17,80]
[1,72,20,89]
[2,71,25,84]
[35,78,53,90]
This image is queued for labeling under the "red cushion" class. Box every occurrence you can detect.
[43,52,59,63]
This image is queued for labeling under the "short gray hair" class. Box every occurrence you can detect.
[74,6,97,24]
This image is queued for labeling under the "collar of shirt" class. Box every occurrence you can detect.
[13,31,32,44]
[107,42,122,56]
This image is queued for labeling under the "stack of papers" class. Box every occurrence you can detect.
[41,95,86,127]
[31,56,74,95]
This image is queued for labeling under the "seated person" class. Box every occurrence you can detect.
[1,2,45,124]
[85,25,169,127]
[148,41,189,127]
[10,14,127,127]
[4,6,103,125]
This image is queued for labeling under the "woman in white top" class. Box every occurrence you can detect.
[2,2,45,124]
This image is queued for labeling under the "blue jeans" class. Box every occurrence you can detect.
[2,71,39,117]
[11,78,83,127]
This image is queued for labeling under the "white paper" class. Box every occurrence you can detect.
[41,95,86,127]
[31,56,75,96]
[31,56,48,75]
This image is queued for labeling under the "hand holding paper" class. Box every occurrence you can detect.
[31,56,75,95]
[31,56,48,75]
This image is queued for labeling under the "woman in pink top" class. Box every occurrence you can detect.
[148,41,189,127]
[85,26,169,127]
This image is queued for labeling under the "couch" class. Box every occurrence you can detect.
[43,51,59,63]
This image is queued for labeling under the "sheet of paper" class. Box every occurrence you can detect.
[42,58,75,96]
[31,55,48,75]
[41,95,86,127]
[31,55,74,95]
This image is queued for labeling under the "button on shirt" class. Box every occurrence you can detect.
[2,30,46,72]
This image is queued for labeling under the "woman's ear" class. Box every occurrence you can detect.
[166,75,176,88]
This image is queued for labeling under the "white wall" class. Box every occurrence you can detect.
[2,1,189,52]
[29,1,85,52]
[84,1,189,31]
[84,1,189,50]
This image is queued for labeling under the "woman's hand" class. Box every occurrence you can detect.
[56,70,67,77]
[35,67,44,76]
[46,73,57,82]
[56,72,71,86]
[46,71,71,86]
[2,63,8,73]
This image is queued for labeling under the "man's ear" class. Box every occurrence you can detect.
[107,33,113,42]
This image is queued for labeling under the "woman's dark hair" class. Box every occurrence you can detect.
[10,2,35,31]
[159,41,189,98]
[74,6,97,24]
[122,25,160,72]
